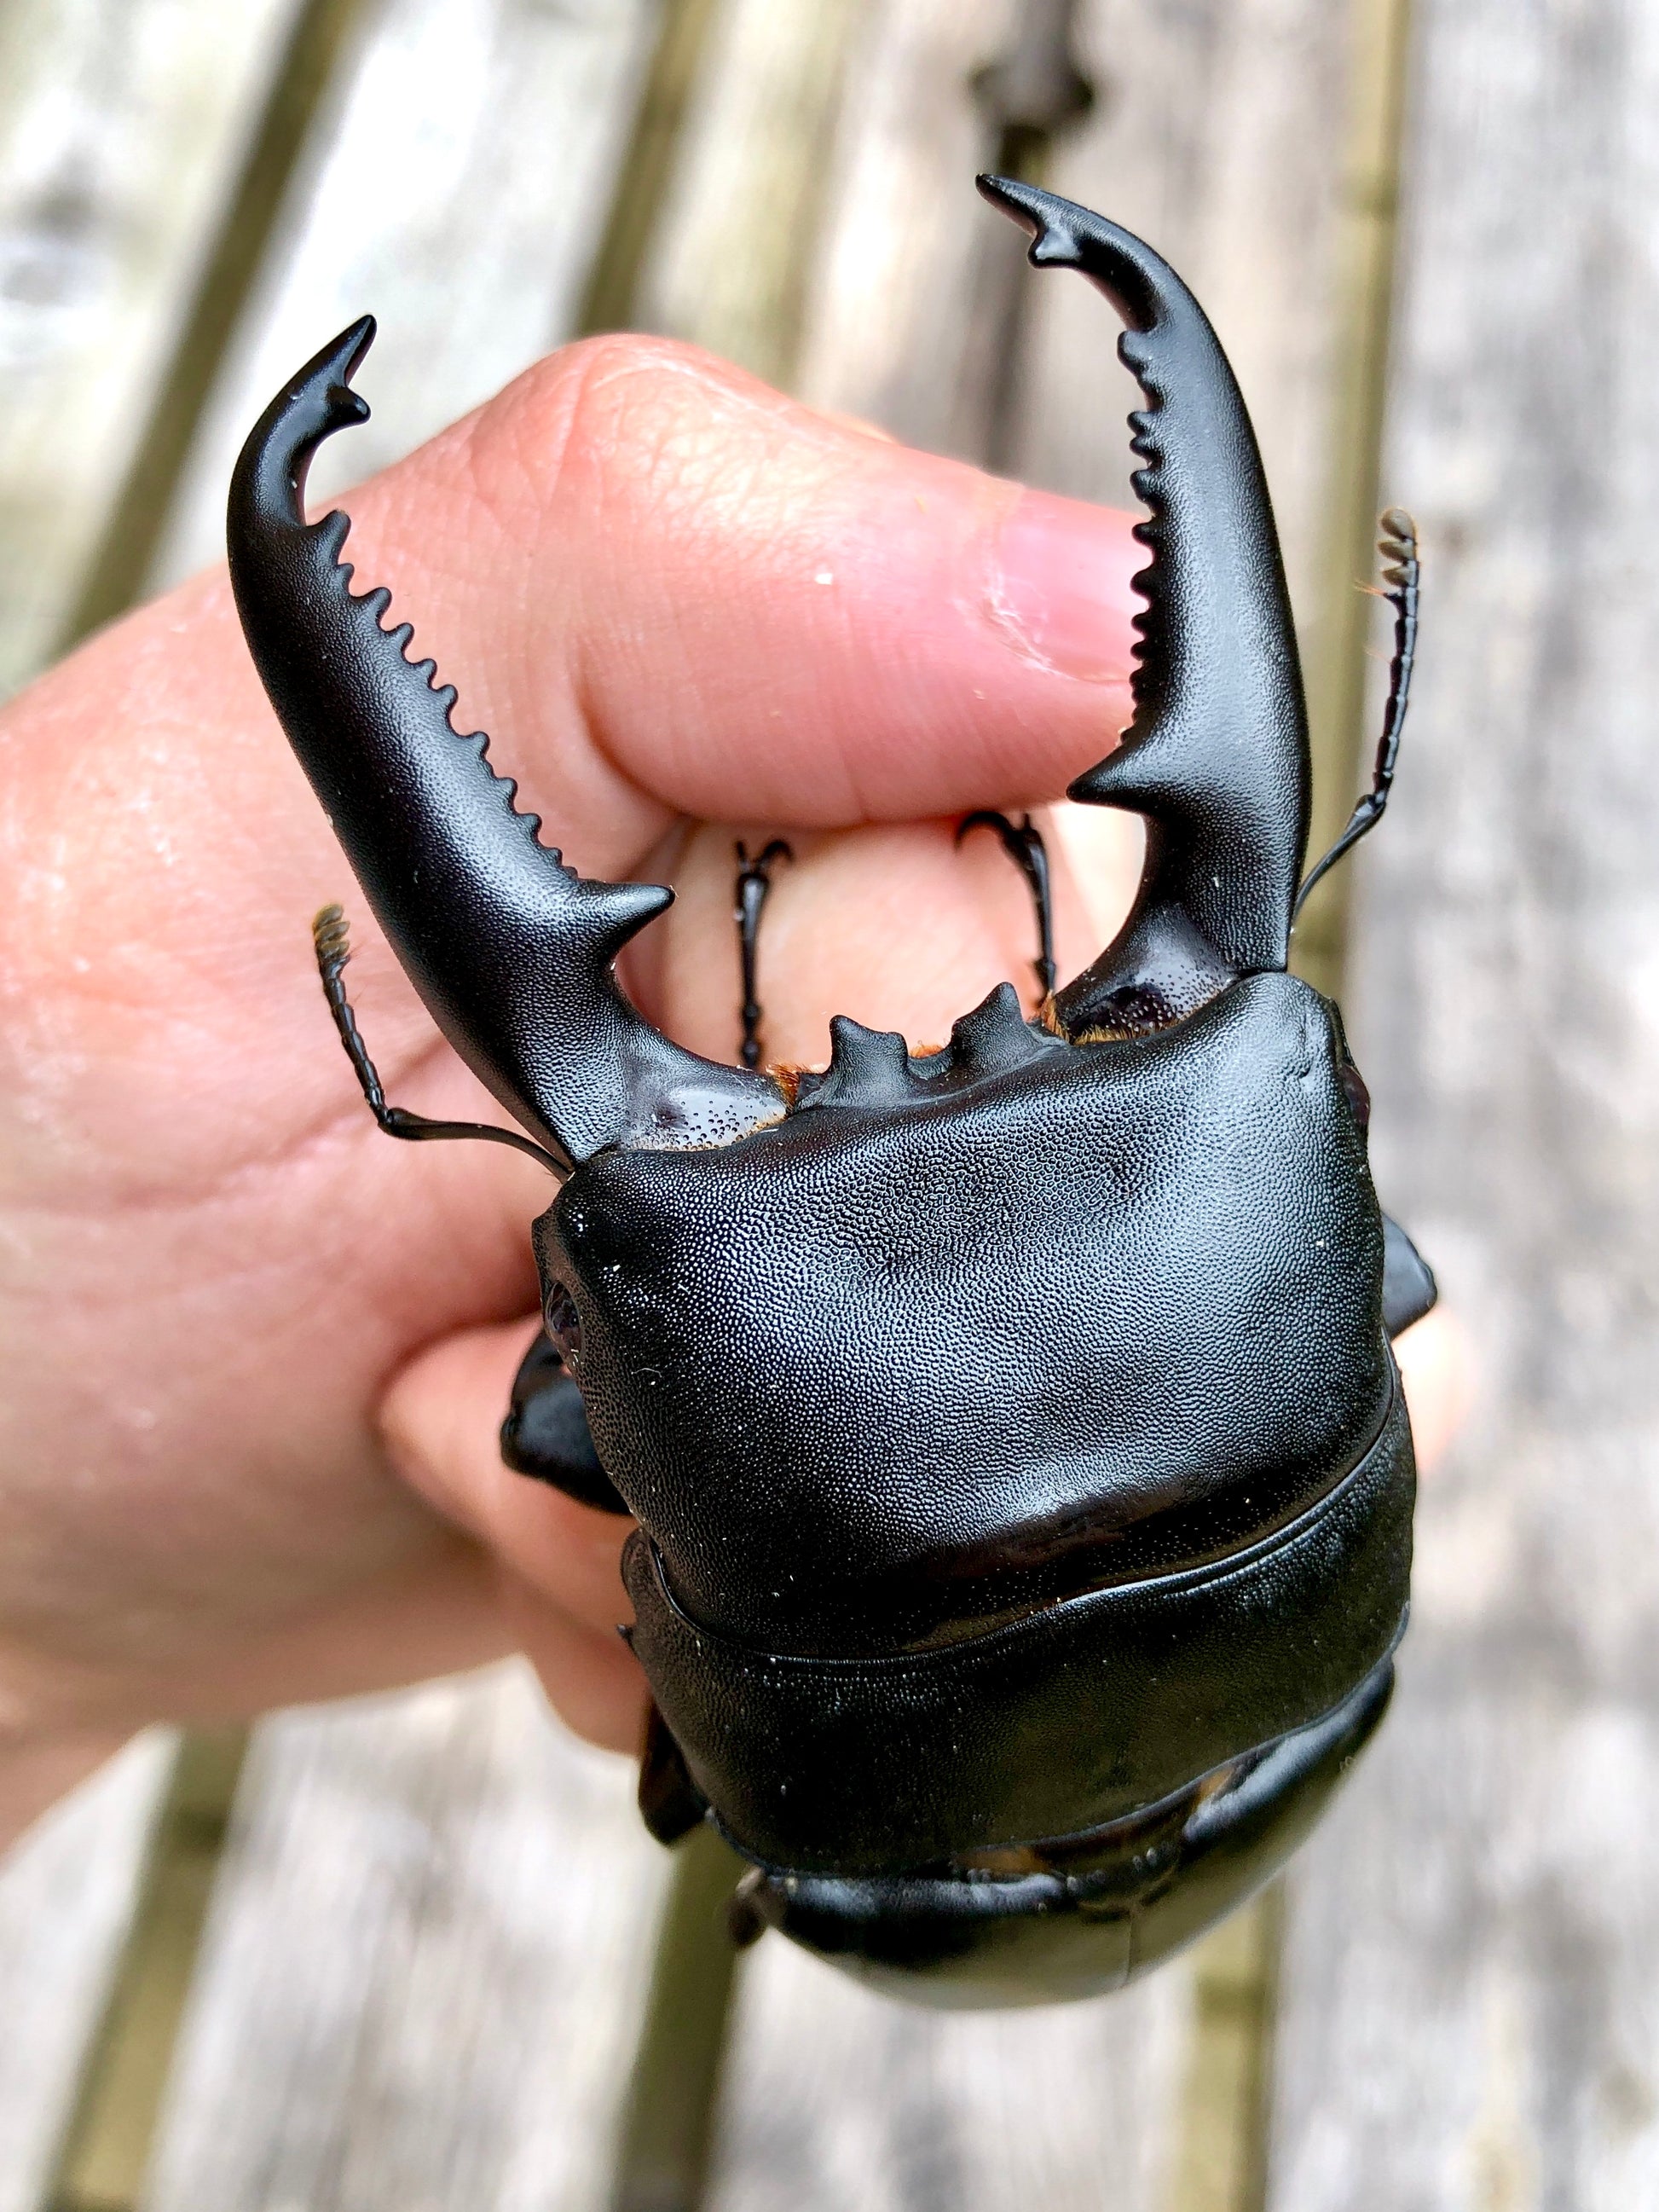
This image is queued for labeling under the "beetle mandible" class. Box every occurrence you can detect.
[227,176,1433,2007]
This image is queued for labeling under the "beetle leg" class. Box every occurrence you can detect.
[500,1328,628,1510]
[312,905,566,1173]
[1380,1213,1436,1339]
[733,841,793,1068]
[956,810,1057,1005]
[638,1700,710,1844]
[1295,511,1420,913]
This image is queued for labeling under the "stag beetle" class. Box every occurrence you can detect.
[228,176,1433,2008]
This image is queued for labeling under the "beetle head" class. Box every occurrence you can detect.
[229,179,1413,2006]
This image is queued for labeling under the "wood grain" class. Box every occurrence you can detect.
[143,1670,669,2212]
[62,0,373,646]
[1025,0,1351,628]
[791,0,1020,449]
[0,0,305,692]
[707,1936,1191,2212]
[0,1736,174,2212]
[1283,0,1413,999]
[610,1825,750,2212]
[152,0,660,588]
[1269,0,1659,2199]
[46,1730,249,2212]
[632,0,868,389]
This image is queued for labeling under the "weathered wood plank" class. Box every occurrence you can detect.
[144,1670,668,2212]
[790,0,1019,449]
[1282,0,1413,999]
[0,1734,174,2212]
[90,4,674,2201]
[0,7,315,2191]
[152,0,661,588]
[708,1937,1191,2212]
[632,0,869,389]
[692,9,1366,2209]
[45,1730,250,2212]
[0,0,306,692]
[1268,0,1659,2199]
[610,1826,750,2212]
[1025,0,1351,642]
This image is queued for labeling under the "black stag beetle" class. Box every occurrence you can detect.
[228,176,1433,2008]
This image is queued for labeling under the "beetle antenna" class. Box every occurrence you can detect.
[734,841,793,1068]
[1295,510,1419,916]
[311,906,568,1175]
[956,811,1057,1004]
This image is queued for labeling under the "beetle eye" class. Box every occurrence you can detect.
[1340,1059,1372,1133]
[544,1283,582,1369]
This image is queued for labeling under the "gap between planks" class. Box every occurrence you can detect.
[57,0,372,652]
[1288,0,1415,1005]
[1269,0,1659,2192]
[42,1734,249,2212]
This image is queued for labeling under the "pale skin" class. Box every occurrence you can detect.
[0,334,1465,1851]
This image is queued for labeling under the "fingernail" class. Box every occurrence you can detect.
[988,489,1143,684]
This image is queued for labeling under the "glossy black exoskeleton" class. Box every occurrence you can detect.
[227,177,1431,2007]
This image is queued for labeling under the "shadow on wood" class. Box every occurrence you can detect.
[41,1730,247,2212]
[610,1824,749,2212]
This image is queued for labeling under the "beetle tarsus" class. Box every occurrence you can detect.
[1295,510,1420,915]
[956,809,1057,1004]
[734,841,793,1068]
[311,904,566,1173]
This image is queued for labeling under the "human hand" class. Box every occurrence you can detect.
[0,333,1463,1845]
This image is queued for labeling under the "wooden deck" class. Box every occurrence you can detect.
[2,0,1650,2203]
